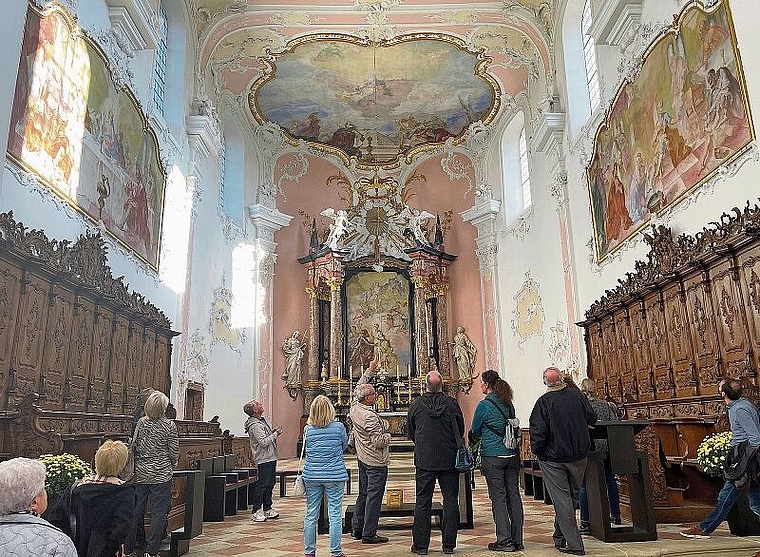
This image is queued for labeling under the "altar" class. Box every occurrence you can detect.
[284,172,475,422]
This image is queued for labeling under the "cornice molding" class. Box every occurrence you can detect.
[588,0,643,47]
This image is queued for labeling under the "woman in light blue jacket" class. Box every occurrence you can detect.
[303,395,348,557]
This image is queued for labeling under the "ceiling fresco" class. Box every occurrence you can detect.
[194,0,557,168]
[250,36,499,166]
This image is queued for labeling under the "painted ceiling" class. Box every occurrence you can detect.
[195,0,556,167]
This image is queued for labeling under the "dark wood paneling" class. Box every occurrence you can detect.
[578,201,760,523]
[738,249,760,375]
[41,285,75,410]
[12,272,49,406]
[71,297,95,412]
[0,261,23,411]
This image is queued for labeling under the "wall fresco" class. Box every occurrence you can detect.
[7,6,165,268]
[587,0,753,261]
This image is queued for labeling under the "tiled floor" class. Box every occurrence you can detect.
[186,456,760,556]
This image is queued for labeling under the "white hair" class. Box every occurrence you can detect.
[0,457,46,515]
[354,383,374,403]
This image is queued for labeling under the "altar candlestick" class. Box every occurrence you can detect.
[408,377,413,403]
[407,363,411,379]
[396,365,400,382]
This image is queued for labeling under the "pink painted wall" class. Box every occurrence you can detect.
[271,153,485,455]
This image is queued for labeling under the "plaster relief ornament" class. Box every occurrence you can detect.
[511,271,545,349]
[320,208,352,250]
[282,330,306,385]
[452,326,478,383]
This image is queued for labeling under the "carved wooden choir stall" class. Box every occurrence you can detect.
[577,199,760,523]
[0,212,256,550]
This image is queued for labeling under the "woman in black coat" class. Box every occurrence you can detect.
[62,440,135,556]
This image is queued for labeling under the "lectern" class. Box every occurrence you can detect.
[586,420,657,542]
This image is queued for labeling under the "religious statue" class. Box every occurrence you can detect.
[452,326,477,382]
[402,207,435,246]
[320,208,351,251]
[282,330,305,385]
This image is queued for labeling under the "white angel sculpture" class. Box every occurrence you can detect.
[403,207,435,246]
[321,208,351,251]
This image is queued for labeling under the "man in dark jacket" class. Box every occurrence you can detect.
[529,367,596,556]
[407,370,464,555]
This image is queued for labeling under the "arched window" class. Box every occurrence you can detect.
[518,128,531,209]
[219,113,245,223]
[501,113,531,225]
[152,3,168,115]
[581,0,600,111]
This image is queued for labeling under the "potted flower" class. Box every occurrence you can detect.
[697,430,760,536]
[696,430,732,478]
[38,453,93,498]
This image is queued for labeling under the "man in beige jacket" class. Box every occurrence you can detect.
[349,361,392,544]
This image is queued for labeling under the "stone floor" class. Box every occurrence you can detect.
[184,456,760,557]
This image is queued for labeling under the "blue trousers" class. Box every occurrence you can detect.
[579,459,621,525]
[304,481,344,556]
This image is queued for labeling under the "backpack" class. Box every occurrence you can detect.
[485,398,522,450]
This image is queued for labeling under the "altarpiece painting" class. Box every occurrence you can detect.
[7,5,165,268]
[345,271,412,376]
[587,0,754,261]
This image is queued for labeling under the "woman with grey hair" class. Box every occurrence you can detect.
[125,390,179,557]
[0,457,77,556]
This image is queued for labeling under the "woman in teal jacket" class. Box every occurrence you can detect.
[470,369,524,552]
[302,395,348,557]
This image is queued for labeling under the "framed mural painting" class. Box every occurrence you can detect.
[7,4,165,269]
[344,270,413,377]
[586,0,754,262]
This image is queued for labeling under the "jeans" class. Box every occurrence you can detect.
[700,481,760,534]
[579,459,621,525]
[412,468,460,550]
[126,480,172,554]
[304,481,344,556]
[481,456,524,546]
[353,459,388,538]
[252,460,276,512]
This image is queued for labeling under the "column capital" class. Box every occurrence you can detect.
[248,204,293,250]
[460,199,501,239]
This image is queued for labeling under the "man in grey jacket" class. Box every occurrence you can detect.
[350,364,392,544]
[244,400,283,522]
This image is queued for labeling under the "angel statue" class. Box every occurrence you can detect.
[282,330,306,385]
[321,208,351,251]
[452,326,477,382]
[402,207,435,246]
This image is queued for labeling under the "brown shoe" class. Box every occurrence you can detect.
[680,525,710,539]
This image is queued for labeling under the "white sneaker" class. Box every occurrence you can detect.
[251,510,267,522]
[263,508,280,519]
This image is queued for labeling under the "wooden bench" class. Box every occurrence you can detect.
[521,460,552,505]
[169,470,204,557]
[277,468,352,497]
[342,502,443,534]
[198,455,257,521]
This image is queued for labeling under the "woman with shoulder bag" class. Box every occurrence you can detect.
[302,395,348,557]
[470,370,524,552]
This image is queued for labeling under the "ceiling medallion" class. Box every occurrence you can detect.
[249,33,501,168]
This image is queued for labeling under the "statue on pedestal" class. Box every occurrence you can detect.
[282,330,305,385]
[452,326,477,382]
